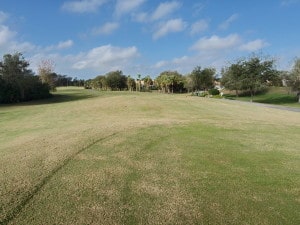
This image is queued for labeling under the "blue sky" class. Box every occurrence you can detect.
[0,0,299,79]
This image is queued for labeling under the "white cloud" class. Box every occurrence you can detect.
[45,40,74,51]
[190,20,209,35]
[57,40,74,49]
[239,39,269,51]
[191,34,241,51]
[72,45,139,71]
[281,0,300,6]
[151,1,181,21]
[133,12,148,23]
[0,11,8,24]
[219,13,239,30]
[10,41,37,53]
[154,60,168,68]
[92,22,119,35]
[0,25,16,46]
[152,54,225,76]
[61,0,107,13]
[115,0,146,17]
[153,18,186,40]
[133,1,181,23]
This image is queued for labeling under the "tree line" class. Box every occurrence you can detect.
[0,53,84,103]
[85,66,217,94]
[1,52,300,104]
[0,53,51,103]
[221,56,300,102]
[85,55,300,102]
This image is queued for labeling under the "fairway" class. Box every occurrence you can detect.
[0,87,299,225]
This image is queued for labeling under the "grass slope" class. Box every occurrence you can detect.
[0,87,299,225]
[224,87,300,108]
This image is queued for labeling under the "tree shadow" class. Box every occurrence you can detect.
[0,89,100,107]
[255,95,297,105]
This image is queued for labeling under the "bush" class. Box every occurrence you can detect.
[198,91,208,97]
[209,88,220,95]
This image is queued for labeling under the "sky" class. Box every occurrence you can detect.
[0,0,300,79]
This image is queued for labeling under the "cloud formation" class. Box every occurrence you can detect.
[115,0,146,17]
[151,1,181,21]
[0,11,8,24]
[239,39,269,51]
[72,45,139,71]
[281,0,300,6]
[0,25,16,46]
[153,18,186,39]
[61,0,107,13]
[133,1,181,23]
[92,22,119,35]
[219,13,239,30]
[190,20,209,35]
[191,34,241,51]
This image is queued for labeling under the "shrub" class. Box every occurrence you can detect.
[199,91,208,97]
[209,88,220,95]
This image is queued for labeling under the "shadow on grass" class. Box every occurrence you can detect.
[46,91,99,104]
[224,94,298,105]
[0,88,100,107]
[254,95,298,105]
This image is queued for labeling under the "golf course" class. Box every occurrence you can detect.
[0,87,299,225]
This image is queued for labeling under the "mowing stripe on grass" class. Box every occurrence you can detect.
[0,132,118,225]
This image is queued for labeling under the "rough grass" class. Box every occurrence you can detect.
[0,87,299,225]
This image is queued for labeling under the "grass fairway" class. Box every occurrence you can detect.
[0,87,299,225]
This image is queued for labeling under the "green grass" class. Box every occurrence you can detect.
[1,87,299,224]
[224,87,300,108]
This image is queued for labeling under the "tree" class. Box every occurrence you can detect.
[142,75,153,91]
[0,53,51,103]
[221,61,244,97]
[290,58,300,103]
[156,71,185,93]
[105,70,127,90]
[189,66,215,91]
[183,74,193,93]
[127,75,136,91]
[0,53,31,100]
[221,56,277,101]
[200,67,216,91]
[241,57,276,102]
[136,74,142,91]
[38,59,56,91]
[91,75,107,90]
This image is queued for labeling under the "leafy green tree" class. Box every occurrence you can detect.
[0,53,31,100]
[200,67,216,91]
[105,70,127,90]
[221,56,277,101]
[221,62,244,97]
[189,66,202,91]
[241,57,276,101]
[92,75,107,90]
[156,71,185,93]
[290,58,300,102]
[189,66,216,91]
[0,53,50,103]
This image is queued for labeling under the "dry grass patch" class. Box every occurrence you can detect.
[1,88,299,224]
